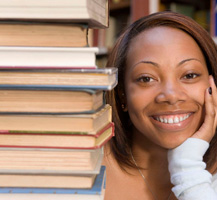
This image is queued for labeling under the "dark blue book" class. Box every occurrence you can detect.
[0,166,106,200]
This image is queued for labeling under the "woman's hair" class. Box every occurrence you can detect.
[106,11,217,170]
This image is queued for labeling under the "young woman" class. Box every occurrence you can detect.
[103,11,217,200]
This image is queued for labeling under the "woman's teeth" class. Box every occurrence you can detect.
[155,114,191,124]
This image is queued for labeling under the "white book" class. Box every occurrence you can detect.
[0,47,98,69]
[0,0,109,28]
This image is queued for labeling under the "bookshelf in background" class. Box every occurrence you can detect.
[211,0,217,44]
[93,0,215,68]
[92,0,159,68]
[160,0,210,32]
[92,0,131,68]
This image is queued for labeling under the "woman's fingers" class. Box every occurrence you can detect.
[191,76,216,142]
[209,75,217,128]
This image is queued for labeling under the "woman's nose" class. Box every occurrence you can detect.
[155,81,187,105]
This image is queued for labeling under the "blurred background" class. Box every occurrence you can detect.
[93,0,215,68]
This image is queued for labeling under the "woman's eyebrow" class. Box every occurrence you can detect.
[133,60,159,68]
[178,58,202,66]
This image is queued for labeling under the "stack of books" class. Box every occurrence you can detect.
[0,0,115,199]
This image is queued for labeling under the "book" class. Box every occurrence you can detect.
[0,104,112,135]
[0,147,104,174]
[0,166,106,200]
[0,173,97,189]
[0,0,109,28]
[0,89,104,114]
[0,68,118,90]
[0,122,114,149]
[0,23,89,47]
[0,46,98,69]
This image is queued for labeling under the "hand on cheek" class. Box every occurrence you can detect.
[191,75,217,142]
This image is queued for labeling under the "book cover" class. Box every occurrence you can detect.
[0,89,104,114]
[0,122,114,149]
[0,147,104,174]
[0,166,106,200]
[0,0,109,28]
[0,23,89,47]
[0,67,118,90]
[0,46,98,68]
[0,104,112,135]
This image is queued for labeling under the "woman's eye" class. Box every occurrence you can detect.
[183,73,200,79]
[136,76,154,83]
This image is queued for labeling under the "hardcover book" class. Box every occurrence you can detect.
[0,104,112,134]
[0,89,104,114]
[0,0,109,28]
[0,68,118,90]
[0,166,106,200]
[0,46,98,68]
[0,147,104,174]
[0,122,114,149]
[0,23,89,47]
[0,173,97,189]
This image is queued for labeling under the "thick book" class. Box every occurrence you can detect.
[0,122,114,149]
[0,68,118,90]
[0,104,112,135]
[0,0,109,28]
[0,89,104,114]
[0,166,106,200]
[0,147,104,174]
[0,23,89,47]
[0,46,98,69]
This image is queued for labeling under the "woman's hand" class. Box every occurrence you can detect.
[191,75,217,142]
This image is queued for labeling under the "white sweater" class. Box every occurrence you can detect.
[168,138,217,200]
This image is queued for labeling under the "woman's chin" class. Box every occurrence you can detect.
[157,136,192,149]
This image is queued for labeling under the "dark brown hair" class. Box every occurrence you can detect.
[106,11,217,170]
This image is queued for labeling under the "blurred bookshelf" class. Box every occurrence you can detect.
[92,0,131,68]
[161,0,210,32]
[91,0,214,68]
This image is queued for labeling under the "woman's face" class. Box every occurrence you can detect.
[125,26,210,148]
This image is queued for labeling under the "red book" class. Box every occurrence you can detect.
[0,122,114,149]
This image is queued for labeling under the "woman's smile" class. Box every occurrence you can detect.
[150,112,194,131]
[153,113,191,124]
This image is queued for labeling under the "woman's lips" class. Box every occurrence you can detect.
[151,112,193,131]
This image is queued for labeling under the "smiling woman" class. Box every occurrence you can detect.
[125,26,209,149]
[103,11,217,200]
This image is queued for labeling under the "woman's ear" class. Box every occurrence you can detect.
[118,88,128,112]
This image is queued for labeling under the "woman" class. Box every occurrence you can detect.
[103,11,217,200]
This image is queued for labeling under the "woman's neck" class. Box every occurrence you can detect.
[129,129,175,200]
[131,128,168,168]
